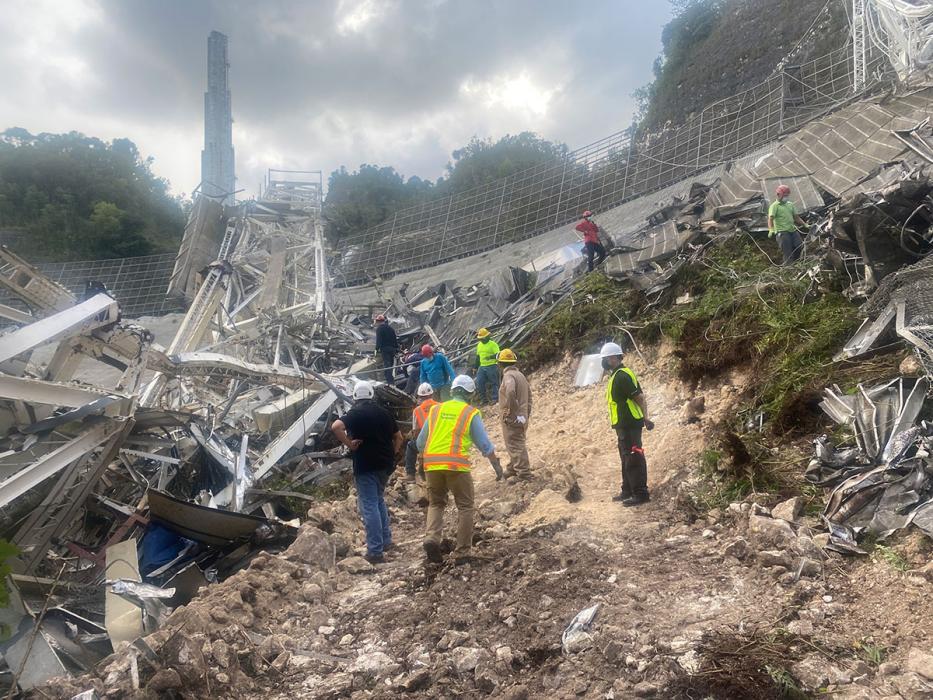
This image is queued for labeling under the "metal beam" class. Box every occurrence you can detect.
[0,294,119,365]
[0,374,130,409]
[0,420,124,509]
[252,390,336,481]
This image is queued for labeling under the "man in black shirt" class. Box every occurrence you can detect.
[374,315,399,385]
[600,342,655,507]
[331,381,403,564]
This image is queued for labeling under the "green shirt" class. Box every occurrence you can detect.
[768,200,797,236]
[476,339,500,367]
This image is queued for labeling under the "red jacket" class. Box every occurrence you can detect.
[575,219,599,244]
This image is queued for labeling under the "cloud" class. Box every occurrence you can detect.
[0,0,672,198]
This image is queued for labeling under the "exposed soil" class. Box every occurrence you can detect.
[34,350,933,699]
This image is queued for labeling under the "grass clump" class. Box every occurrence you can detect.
[522,273,639,369]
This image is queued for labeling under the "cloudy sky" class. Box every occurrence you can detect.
[0,0,673,198]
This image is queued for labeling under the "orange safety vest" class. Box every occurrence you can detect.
[412,398,440,432]
[422,400,480,472]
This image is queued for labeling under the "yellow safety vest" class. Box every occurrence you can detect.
[423,400,480,472]
[476,340,500,367]
[606,367,644,426]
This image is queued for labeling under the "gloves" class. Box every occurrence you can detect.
[644,418,655,431]
[515,416,527,425]
[489,455,503,481]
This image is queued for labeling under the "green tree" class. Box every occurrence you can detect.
[0,129,184,261]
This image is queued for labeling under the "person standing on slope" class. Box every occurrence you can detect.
[497,348,533,480]
[417,375,502,564]
[575,210,608,272]
[768,185,808,264]
[374,314,399,385]
[331,381,403,564]
[419,344,456,401]
[473,328,500,405]
[601,342,654,507]
[404,382,439,505]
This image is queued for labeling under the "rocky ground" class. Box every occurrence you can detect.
[34,352,933,699]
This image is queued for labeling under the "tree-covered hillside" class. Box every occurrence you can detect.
[0,129,186,261]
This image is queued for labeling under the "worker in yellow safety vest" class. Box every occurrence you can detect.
[416,374,502,564]
[601,342,655,507]
[473,328,500,404]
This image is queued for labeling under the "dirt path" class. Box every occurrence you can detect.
[249,352,932,699]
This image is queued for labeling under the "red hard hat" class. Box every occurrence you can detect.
[421,344,434,356]
[374,314,386,322]
[775,185,791,197]
[582,210,593,218]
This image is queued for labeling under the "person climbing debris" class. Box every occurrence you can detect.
[404,382,439,505]
[331,381,403,564]
[402,344,425,395]
[601,342,654,507]
[374,314,399,385]
[419,344,456,401]
[497,348,533,480]
[473,327,500,404]
[768,185,808,264]
[575,210,608,272]
[417,374,502,564]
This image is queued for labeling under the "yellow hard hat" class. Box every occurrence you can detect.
[476,327,491,339]
[497,348,518,363]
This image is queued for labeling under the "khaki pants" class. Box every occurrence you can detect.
[425,470,474,556]
[502,422,531,476]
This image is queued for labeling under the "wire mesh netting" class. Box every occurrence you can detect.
[0,253,182,319]
[336,45,890,285]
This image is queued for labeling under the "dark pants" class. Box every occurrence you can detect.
[616,426,648,499]
[380,349,397,385]
[584,241,607,272]
[404,440,424,480]
[776,231,803,264]
[355,469,392,556]
[475,365,499,403]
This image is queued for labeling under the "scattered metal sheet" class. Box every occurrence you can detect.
[147,488,266,546]
[574,354,604,387]
[104,539,144,649]
[0,580,69,690]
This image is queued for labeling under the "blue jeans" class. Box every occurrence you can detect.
[475,365,499,403]
[776,231,803,264]
[355,470,392,556]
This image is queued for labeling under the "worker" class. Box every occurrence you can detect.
[417,375,502,564]
[374,314,399,385]
[473,328,500,405]
[601,342,654,507]
[402,344,425,395]
[404,382,439,504]
[331,381,403,564]
[575,210,607,272]
[497,348,532,480]
[768,185,808,264]
[418,344,455,401]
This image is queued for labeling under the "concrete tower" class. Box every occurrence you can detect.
[201,31,235,204]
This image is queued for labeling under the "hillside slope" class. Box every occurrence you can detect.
[641,0,850,129]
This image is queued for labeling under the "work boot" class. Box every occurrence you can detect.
[622,495,650,508]
[405,481,419,503]
[612,492,632,502]
[423,541,443,564]
[502,468,517,479]
[364,553,385,565]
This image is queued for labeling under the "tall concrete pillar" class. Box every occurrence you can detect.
[201,31,236,205]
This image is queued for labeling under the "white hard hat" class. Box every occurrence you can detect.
[599,342,624,358]
[451,375,476,393]
[417,382,435,397]
[352,381,375,400]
